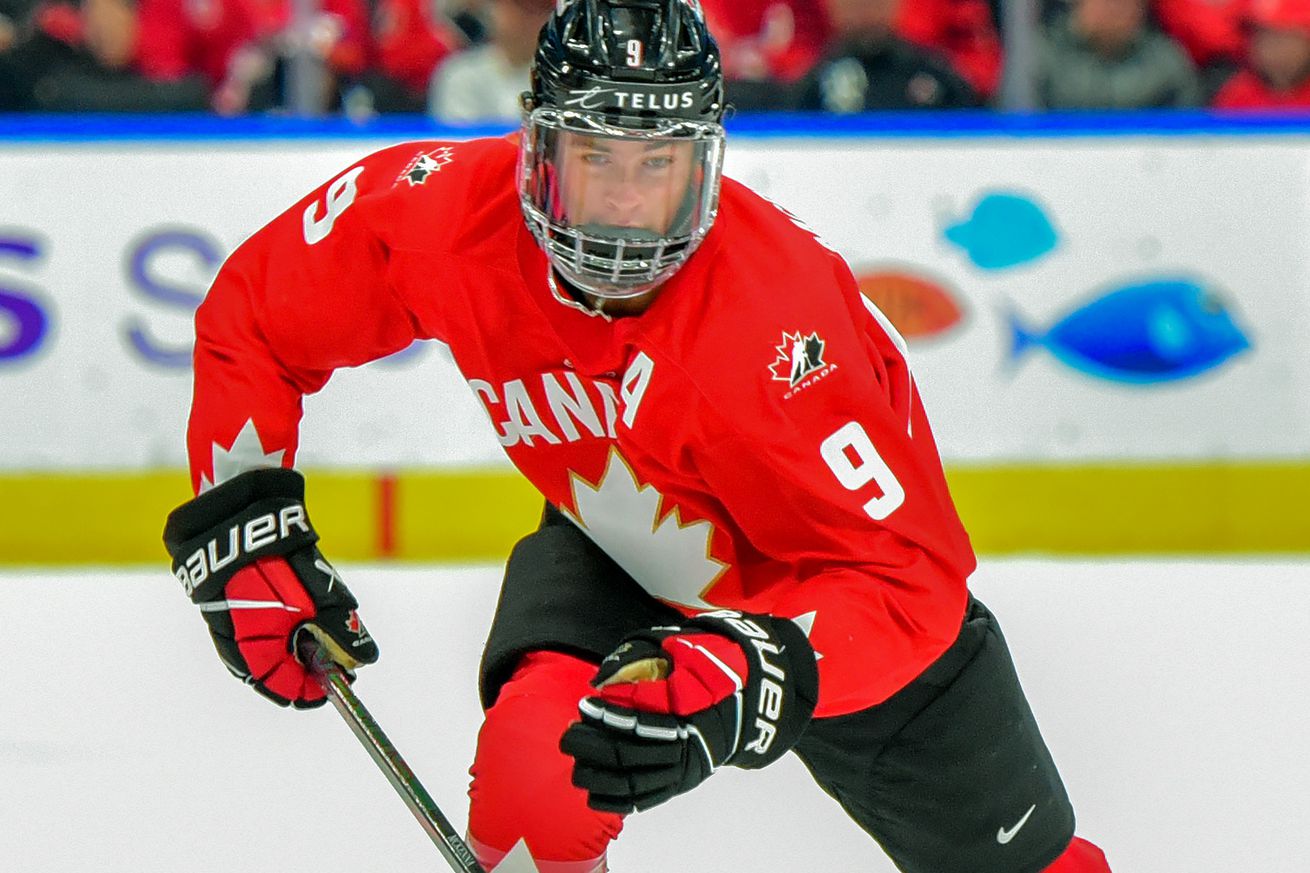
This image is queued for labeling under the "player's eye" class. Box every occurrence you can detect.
[581,152,611,167]
[643,155,673,170]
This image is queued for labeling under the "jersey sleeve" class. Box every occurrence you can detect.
[695,256,975,717]
[186,144,430,493]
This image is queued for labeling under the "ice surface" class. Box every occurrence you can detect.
[4,558,1308,872]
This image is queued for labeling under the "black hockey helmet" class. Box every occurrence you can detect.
[525,0,725,126]
[519,0,727,300]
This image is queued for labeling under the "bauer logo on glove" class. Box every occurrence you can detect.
[163,468,380,709]
[171,503,312,597]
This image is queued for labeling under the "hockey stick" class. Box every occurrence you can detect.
[298,636,488,873]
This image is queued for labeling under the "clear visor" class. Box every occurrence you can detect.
[519,108,725,300]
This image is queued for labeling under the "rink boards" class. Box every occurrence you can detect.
[1,461,1306,563]
[0,114,1306,562]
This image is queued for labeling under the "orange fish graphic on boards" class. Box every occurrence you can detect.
[854,270,966,341]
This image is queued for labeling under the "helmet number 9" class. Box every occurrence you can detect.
[820,421,905,521]
[626,39,644,68]
[303,166,365,245]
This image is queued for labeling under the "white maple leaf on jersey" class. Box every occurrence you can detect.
[198,418,286,492]
[489,839,545,873]
[563,448,727,611]
[791,609,822,660]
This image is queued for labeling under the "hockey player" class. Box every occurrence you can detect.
[163,2,1114,871]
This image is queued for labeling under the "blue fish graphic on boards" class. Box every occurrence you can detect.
[944,192,1059,270]
[1008,278,1250,384]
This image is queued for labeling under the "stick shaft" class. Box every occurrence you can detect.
[305,642,486,873]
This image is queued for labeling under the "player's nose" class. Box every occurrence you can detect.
[601,179,646,223]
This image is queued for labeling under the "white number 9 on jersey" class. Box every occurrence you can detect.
[820,421,905,521]
[303,166,365,245]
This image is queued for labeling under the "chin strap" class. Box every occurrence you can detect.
[546,269,613,320]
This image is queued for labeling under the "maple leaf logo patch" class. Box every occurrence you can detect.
[769,330,827,386]
[768,330,839,399]
[396,147,455,187]
[344,609,373,647]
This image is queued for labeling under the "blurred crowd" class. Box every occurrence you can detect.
[1,0,1309,115]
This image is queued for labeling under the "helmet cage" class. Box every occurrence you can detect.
[519,106,725,300]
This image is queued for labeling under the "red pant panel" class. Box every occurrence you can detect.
[468,651,624,869]
[1042,836,1112,872]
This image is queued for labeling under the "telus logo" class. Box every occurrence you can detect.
[565,87,696,112]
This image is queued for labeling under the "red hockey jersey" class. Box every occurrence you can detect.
[188,135,974,717]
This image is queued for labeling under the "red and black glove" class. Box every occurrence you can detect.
[163,467,378,708]
[560,609,818,814]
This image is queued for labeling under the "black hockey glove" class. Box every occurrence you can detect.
[163,467,379,708]
[560,609,819,814]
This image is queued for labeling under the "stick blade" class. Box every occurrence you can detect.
[489,839,543,873]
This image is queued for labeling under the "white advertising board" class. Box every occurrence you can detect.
[1,134,1305,470]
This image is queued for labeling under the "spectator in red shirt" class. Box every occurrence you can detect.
[699,0,831,108]
[1213,0,1310,108]
[895,0,1002,100]
[1151,0,1245,98]
[1152,0,1245,68]
[134,0,257,88]
[365,0,463,112]
[233,0,372,113]
[700,0,829,81]
[130,0,278,113]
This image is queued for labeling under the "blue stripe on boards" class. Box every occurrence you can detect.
[4,111,1310,143]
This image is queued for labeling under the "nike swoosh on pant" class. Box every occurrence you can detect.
[996,804,1037,845]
